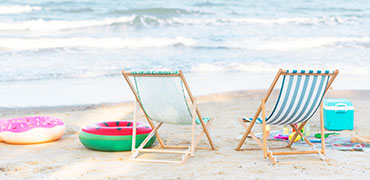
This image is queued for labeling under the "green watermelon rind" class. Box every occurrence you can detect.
[79,131,156,152]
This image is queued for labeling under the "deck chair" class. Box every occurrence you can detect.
[121,70,216,163]
[235,69,339,164]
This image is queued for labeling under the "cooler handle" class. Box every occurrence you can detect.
[335,103,347,112]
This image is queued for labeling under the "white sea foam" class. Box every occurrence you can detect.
[0,5,41,14]
[1,36,369,51]
[0,36,196,50]
[169,16,359,26]
[223,37,370,51]
[1,71,369,107]
[192,62,294,73]
[192,62,279,73]
[0,16,361,32]
[0,16,135,32]
[191,62,370,75]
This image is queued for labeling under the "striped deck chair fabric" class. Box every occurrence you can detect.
[122,70,215,163]
[129,71,210,125]
[246,70,332,125]
[237,69,339,164]
[131,71,192,125]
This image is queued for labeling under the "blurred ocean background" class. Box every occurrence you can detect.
[1,0,370,107]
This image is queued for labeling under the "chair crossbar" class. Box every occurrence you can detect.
[138,149,188,154]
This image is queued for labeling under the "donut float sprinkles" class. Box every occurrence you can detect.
[0,116,65,144]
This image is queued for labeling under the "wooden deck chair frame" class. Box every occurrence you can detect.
[235,69,339,164]
[121,70,216,163]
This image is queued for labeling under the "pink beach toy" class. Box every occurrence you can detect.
[0,116,65,144]
[274,134,289,140]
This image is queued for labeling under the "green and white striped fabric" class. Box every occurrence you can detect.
[247,70,332,125]
[131,71,179,75]
[132,75,194,125]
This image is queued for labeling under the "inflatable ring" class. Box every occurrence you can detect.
[0,116,65,144]
[79,120,156,151]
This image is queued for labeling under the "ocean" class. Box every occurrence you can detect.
[1,0,370,107]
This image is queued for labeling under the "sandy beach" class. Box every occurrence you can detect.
[0,89,369,180]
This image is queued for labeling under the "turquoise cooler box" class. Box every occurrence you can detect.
[323,99,354,131]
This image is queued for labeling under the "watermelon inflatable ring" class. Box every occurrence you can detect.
[79,120,156,151]
[0,116,65,144]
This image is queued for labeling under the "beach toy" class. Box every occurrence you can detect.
[0,116,65,144]
[315,132,339,139]
[289,132,301,142]
[283,125,289,135]
[292,124,298,132]
[303,124,311,136]
[265,125,270,137]
[309,139,321,143]
[79,120,156,151]
[274,134,289,140]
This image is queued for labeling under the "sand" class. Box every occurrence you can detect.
[0,90,369,180]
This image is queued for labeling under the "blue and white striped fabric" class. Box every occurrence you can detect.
[243,117,263,124]
[248,70,332,125]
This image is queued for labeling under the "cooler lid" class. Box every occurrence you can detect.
[323,98,354,111]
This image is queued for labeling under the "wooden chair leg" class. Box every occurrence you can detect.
[130,122,163,160]
[267,153,277,164]
[236,118,257,151]
[193,118,214,149]
[320,102,326,155]
[262,99,267,158]
[238,118,249,129]
[198,117,215,150]
[290,123,326,160]
[133,100,166,149]
[131,101,138,153]
[196,110,216,150]
[190,100,197,156]
[262,126,267,158]
[237,118,268,151]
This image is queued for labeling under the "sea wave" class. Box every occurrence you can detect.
[0,37,196,50]
[111,7,201,16]
[169,16,360,26]
[222,37,370,51]
[2,60,370,83]
[191,62,370,75]
[53,7,94,13]
[1,36,369,51]
[0,16,135,32]
[0,16,364,32]
[0,5,41,14]
[293,7,363,13]
[193,2,226,7]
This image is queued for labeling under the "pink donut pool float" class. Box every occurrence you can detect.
[0,116,65,144]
